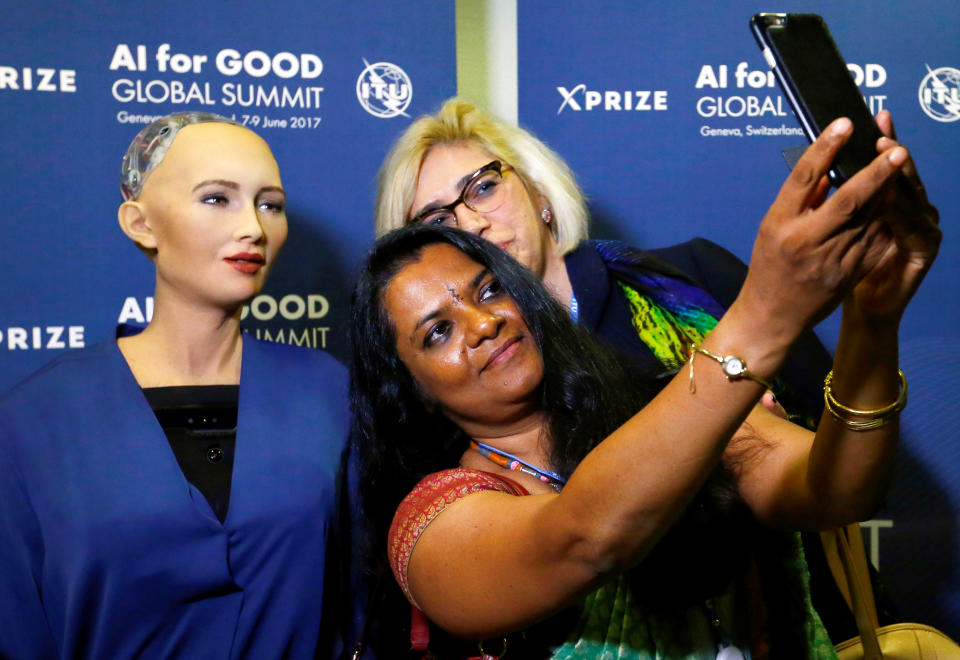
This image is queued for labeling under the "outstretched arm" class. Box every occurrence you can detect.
[404,117,929,639]
[733,110,940,528]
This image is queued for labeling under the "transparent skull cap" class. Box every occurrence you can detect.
[120,111,239,200]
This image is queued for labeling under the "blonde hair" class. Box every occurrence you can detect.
[375,98,589,254]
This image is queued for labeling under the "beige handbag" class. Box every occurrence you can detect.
[821,524,960,659]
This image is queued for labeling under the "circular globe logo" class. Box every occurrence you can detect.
[918,66,960,122]
[356,59,412,118]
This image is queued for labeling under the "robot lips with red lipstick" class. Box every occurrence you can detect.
[225,252,265,274]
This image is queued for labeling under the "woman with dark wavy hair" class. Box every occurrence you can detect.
[350,120,938,658]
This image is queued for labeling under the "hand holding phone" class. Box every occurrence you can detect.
[750,13,883,185]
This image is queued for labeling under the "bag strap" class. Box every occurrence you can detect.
[821,524,883,659]
[820,527,853,611]
[841,524,879,628]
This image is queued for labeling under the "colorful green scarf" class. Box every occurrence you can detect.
[549,264,836,659]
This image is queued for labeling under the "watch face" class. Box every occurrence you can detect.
[722,356,746,378]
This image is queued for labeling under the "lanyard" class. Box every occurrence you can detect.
[470,440,566,492]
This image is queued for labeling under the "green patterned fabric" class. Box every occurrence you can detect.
[549,535,837,659]
[547,284,838,659]
[619,279,817,430]
[550,573,719,659]
[618,282,717,370]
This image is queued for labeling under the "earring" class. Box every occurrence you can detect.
[541,209,552,224]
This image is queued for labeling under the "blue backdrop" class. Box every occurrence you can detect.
[518,0,959,634]
[0,1,456,388]
[2,0,958,640]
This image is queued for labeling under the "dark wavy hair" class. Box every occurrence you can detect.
[347,225,647,650]
[347,225,812,657]
[350,224,642,541]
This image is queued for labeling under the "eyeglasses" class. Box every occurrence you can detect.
[408,160,513,227]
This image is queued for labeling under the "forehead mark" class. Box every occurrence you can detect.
[445,285,463,304]
[400,254,490,344]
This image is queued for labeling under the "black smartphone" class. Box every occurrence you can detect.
[750,13,883,185]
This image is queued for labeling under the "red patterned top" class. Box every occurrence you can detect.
[387,468,528,607]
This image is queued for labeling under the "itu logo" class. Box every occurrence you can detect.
[918,65,960,122]
[356,59,411,118]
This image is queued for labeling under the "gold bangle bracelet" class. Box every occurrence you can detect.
[823,369,908,431]
[688,343,773,393]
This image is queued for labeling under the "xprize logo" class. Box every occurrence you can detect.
[0,66,77,92]
[0,326,84,350]
[356,59,411,118]
[556,84,668,114]
[918,65,960,122]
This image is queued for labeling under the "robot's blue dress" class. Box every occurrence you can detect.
[0,332,349,659]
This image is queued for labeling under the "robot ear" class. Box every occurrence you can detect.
[118,200,158,252]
